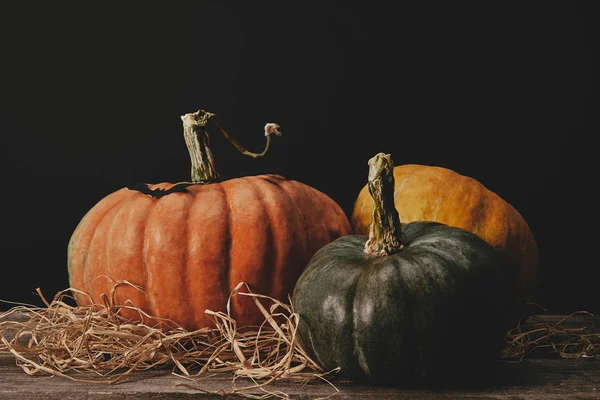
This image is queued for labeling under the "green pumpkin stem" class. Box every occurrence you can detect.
[180,109,282,183]
[364,153,406,256]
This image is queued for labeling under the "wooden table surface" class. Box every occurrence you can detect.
[1,314,599,400]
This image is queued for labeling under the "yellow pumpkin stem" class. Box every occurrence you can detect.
[180,109,282,183]
[364,153,406,256]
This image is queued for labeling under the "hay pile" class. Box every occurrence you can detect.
[2,283,598,397]
[502,304,599,361]
[0,281,338,398]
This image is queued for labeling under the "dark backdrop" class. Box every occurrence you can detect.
[0,2,593,313]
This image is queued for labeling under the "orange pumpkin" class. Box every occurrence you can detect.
[351,164,538,309]
[68,110,351,330]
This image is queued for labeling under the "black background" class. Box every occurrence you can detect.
[0,2,593,313]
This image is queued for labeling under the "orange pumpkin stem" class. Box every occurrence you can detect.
[364,153,406,256]
[211,119,282,159]
[181,110,219,183]
[181,109,282,183]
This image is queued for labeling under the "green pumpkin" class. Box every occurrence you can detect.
[292,153,513,384]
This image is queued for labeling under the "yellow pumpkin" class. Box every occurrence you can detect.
[351,164,538,309]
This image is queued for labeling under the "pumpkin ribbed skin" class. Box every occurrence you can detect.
[68,174,351,330]
[292,222,511,384]
[351,164,538,306]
